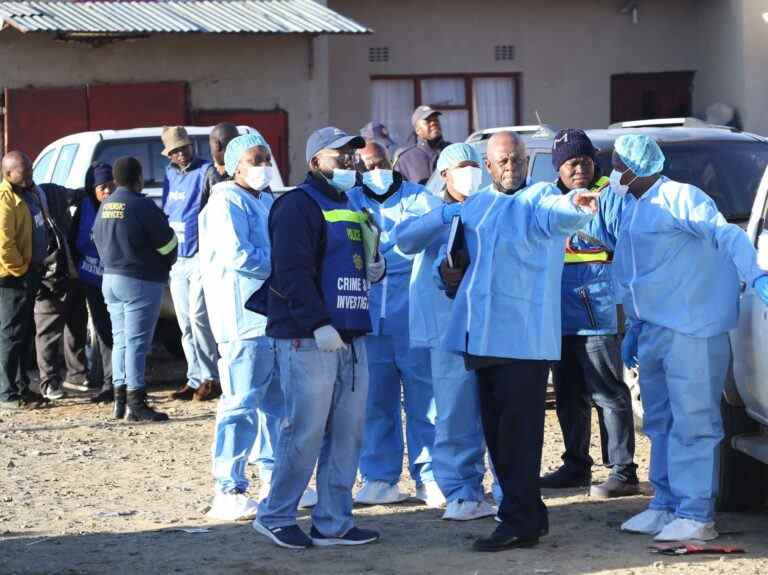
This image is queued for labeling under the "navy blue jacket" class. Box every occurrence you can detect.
[266,173,369,342]
[93,187,178,283]
[394,138,449,185]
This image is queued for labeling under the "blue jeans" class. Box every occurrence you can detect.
[359,333,436,486]
[169,255,218,389]
[212,337,281,494]
[552,335,638,482]
[102,274,164,391]
[259,338,368,537]
[248,408,282,483]
[430,348,486,502]
[638,324,729,523]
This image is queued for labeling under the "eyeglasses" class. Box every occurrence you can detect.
[316,150,358,167]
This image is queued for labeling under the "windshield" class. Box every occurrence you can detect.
[597,140,768,221]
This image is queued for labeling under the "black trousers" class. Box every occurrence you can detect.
[84,283,112,389]
[33,280,88,387]
[476,359,550,537]
[0,270,41,401]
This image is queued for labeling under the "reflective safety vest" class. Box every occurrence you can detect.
[564,176,612,265]
[163,159,210,258]
[300,184,372,334]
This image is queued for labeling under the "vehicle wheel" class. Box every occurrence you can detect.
[624,367,644,433]
[155,318,184,358]
[716,397,768,512]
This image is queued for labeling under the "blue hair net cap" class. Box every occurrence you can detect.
[436,143,480,173]
[614,134,665,177]
[224,132,270,176]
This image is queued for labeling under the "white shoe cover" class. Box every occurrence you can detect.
[298,488,318,509]
[654,518,718,542]
[354,480,408,505]
[621,509,676,535]
[206,492,259,521]
[415,481,447,508]
[442,500,497,521]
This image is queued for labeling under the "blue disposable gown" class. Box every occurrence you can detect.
[443,183,595,360]
[613,176,763,337]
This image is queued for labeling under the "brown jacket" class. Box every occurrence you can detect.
[0,178,33,277]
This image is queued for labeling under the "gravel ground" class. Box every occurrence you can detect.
[0,348,766,575]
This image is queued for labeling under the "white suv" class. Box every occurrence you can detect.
[32,125,288,355]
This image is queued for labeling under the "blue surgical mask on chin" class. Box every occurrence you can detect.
[328,168,357,192]
[362,169,394,195]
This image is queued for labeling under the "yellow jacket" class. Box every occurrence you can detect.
[0,178,33,278]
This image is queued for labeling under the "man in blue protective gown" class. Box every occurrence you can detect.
[253,127,384,550]
[612,134,768,542]
[395,142,499,520]
[439,131,600,552]
[198,132,282,521]
[348,141,442,508]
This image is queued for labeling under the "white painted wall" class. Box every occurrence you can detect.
[0,29,328,182]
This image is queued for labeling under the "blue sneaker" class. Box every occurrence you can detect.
[252,518,312,549]
[310,525,380,546]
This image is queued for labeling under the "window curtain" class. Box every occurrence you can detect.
[473,78,516,131]
[371,79,414,151]
[421,78,469,142]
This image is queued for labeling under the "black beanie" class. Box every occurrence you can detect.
[552,129,597,171]
[113,156,143,187]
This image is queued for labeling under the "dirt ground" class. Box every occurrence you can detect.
[1,348,766,575]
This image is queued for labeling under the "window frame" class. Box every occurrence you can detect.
[370,73,522,137]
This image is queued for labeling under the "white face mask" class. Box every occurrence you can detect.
[362,169,394,195]
[450,166,483,197]
[243,165,273,191]
[609,168,637,197]
[328,168,357,192]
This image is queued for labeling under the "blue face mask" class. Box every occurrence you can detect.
[328,168,357,193]
[362,169,394,195]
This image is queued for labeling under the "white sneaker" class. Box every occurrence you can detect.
[415,481,446,508]
[654,518,718,542]
[442,500,497,521]
[206,492,259,521]
[621,509,676,535]
[299,488,318,509]
[355,481,408,505]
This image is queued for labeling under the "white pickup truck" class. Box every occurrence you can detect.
[32,126,288,355]
[722,164,768,511]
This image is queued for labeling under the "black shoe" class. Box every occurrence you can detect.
[125,390,169,422]
[20,390,49,408]
[113,387,127,419]
[473,526,540,552]
[539,466,590,489]
[42,382,66,400]
[252,519,312,549]
[310,525,380,546]
[91,387,114,404]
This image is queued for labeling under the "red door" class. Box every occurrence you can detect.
[88,82,187,130]
[193,109,290,182]
[5,86,89,160]
[610,71,695,124]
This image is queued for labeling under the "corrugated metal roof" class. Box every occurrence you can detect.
[0,1,371,36]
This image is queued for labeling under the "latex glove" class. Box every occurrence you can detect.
[367,257,386,283]
[754,275,768,306]
[313,325,346,353]
[621,324,641,370]
[442,202,462,224]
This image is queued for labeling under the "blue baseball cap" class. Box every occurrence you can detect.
[306,127,365,164]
